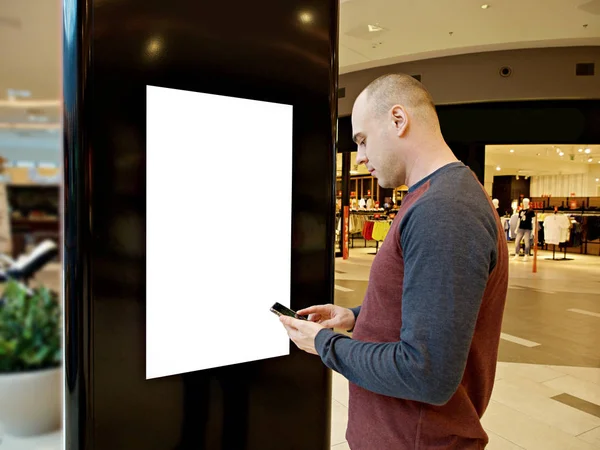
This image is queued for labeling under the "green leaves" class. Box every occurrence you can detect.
[0,280,61,373]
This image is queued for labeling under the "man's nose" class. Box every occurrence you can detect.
[356,150,366,166]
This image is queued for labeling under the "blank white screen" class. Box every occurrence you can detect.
[146,85,293,379]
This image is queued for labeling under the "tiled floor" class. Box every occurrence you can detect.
[330,242,600,449]
[2,247,600,449]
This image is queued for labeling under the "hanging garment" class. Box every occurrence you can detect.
[538,222,545,246]
[362,221,375,241]
[543,214,571,245]
[509,213,519,238]
[587,217,600,242]
[571,221,583,247]
[371,221,391,242]
[559,216,571,243]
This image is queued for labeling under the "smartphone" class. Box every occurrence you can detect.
[270,302,307,320]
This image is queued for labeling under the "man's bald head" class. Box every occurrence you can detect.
[360,73,440,132]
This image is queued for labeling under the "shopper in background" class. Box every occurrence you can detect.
[280,73,509,449]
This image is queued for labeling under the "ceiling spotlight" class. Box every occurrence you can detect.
[588,157,593,163]
[496,166,501,171]
[578,148,583,153]
[525,175,529,180]
[368,24,384,32]
[146,37,163,58]
[481,4,490,9]
[515,175,519,180]
[509,149,514,153]
[537,153,541,156]
[585,148,591,154]
[596,178,599,182]
[559,151,565,157]
[299,11,314,24]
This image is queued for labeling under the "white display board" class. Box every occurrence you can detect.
[146,85,294,379]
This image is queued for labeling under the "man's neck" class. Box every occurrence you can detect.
[404,141,459,188]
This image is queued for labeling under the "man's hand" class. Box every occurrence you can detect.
[297,304,356,330]
[279,315,326,355]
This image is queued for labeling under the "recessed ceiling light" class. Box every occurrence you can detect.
[481,4,490,9]
[537,153,541,156]
[368,24,384,32]
[299,11,314,24]
[496,166,501,171]
[588,157,593,162]
[509,149,514,153]
[559,151,565,157]
[146,37,163,57]
[585,148,591,154]
[578,148,583,152]
[596,178,599,182]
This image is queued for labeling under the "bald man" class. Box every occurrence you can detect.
[280,74,508,449]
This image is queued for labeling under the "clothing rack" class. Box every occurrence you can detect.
[534,207,600,257]
[362,217,392,255]
[545,244,573,261]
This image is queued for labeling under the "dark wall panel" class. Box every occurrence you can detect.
[63,0,338,449]
[337,100,600,190]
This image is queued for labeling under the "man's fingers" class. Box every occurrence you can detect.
[297,305,329,316]
[280,315,304,330]
[319,319,338,328]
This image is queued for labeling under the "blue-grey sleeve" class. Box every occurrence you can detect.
[315,199,496,405]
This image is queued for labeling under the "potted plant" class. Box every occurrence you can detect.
[0,279,62,437]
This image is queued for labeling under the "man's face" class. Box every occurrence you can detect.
[351,93,405,189]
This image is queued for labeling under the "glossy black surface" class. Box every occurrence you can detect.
[63,0,338,448]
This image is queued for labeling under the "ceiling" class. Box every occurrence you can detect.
[485,144,600,176]
[339,0,600,73]
[1,0,600,164]
[0,0,61,164]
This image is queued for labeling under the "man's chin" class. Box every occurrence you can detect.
[377,179,396,189]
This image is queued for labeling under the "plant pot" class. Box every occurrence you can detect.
[0,367,62,437]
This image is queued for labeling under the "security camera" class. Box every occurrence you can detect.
[499,66,512,78]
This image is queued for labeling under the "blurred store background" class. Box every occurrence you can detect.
[0,0,62,448]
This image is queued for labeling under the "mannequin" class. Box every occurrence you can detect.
[513,198,535,262]
[358,197,366,209]
[492,198,499,214]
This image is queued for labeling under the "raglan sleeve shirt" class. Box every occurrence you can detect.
[314,197,498,405]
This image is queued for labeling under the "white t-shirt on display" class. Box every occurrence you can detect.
[543,214,571,245]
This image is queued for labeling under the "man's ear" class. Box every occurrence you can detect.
[391,105,409,137]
